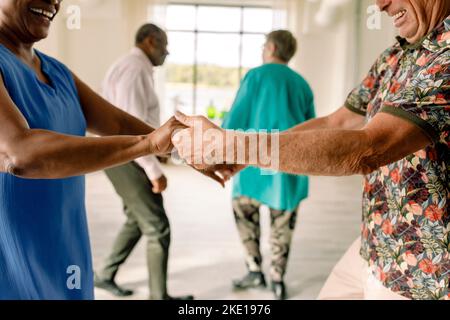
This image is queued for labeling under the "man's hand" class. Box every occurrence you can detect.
[194,166,226,188]
[147,116,187,156]
[191,164,247,188]
[157,156,169,164]
[170,112,247,186]
[172,112,227,169]
[214,164,247,180]
[151,174,167,193]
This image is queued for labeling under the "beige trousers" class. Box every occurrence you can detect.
[317,237,409,300]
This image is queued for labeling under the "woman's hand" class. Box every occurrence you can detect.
[147,116,187,156]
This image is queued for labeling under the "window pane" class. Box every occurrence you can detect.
[196,85,238,119]
[165,32,195,115]
[196,33,240,116]
[164,83,194,116]
[197,6,241,32]
[242,34,265,69]
[166,5,196,31]
[243,8,273,33]
[197,33,240,67]
[166,31,195,65]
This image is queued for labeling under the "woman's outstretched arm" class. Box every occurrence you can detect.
[0,76,182,179]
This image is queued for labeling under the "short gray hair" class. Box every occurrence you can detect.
[266,30,297,63]
[135,23,166,45]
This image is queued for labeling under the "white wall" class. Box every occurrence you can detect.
[357,0,397,79]
[36,0,151,90]
[286,0,396,116]
[287,0,357,116]
[36,0,397,116]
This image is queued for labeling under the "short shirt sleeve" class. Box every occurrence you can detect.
[345,61,382,116]
[380,53,450,144]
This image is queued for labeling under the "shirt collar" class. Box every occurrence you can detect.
[396,15,450,53]
[130,47,154,71]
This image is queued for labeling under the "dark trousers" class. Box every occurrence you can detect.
[232,196,298,282]
[98,162,170,300]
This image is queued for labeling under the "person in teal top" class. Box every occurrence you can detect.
[222,30,316,300]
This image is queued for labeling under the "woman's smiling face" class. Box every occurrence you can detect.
[0,0,62,42]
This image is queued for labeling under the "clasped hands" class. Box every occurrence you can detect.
[147,112,246,187]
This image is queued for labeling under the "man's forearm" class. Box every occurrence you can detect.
[173,110,428,178]
[287,106,366,133]
[231,111,429,177]
[219,119,331,166]
[273,129,374,176]
[286,116,331,133]
[235,129,375,176]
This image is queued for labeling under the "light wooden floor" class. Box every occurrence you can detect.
[86,164,362,300]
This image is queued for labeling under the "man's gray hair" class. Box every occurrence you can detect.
[135,23,166,45]
[266,30,297,63]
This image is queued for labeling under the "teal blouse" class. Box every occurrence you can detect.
[222,63,316,211]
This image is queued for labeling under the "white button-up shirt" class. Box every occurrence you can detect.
[102,47,163,180]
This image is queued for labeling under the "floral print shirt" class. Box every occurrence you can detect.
[345,16,450,300]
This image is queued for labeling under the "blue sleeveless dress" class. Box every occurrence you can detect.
[0,44,94,300]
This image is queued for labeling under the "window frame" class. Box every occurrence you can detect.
[166,2,273,114]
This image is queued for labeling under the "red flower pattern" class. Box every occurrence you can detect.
[344,16,450,300]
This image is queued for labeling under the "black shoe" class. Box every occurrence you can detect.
[164,294,195,300]
[94,274,133,297]
[232,272,266,290]
[271,281,287,300]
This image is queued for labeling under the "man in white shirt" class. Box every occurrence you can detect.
[94,24,193,300]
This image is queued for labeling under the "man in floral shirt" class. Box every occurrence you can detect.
[328,1,449,300]
[172,0,449,300]
[317,2,449,299]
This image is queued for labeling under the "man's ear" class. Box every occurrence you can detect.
[144,37,155,51]
[267,42,276,56]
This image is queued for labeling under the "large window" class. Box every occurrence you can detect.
[164,3,274,118]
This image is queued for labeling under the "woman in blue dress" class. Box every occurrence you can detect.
[0,0,218,300]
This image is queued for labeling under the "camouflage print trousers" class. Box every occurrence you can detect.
[232,196,298,282]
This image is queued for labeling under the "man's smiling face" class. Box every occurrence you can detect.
[377,0,423,43]
[376,0,450,44]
